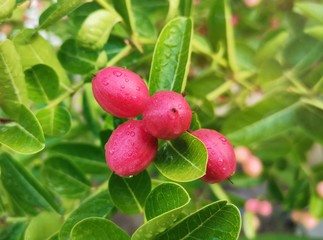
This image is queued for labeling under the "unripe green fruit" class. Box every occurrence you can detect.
[192,129,236,183]
[142,90,192,140]
[105,120,158,177]
[92,66,150,118]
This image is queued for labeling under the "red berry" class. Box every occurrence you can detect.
[191,129,236,183]
[105,120,158,177]
[92,66,150,118]
[142,90,192,140]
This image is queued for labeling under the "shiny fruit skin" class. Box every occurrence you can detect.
[92,66,150,118]
[192,129,236,183]
[142,90,192,140]
[105,120,158,177]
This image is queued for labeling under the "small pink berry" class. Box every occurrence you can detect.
[231,15,239,27]
[192,129,236,183]
[316,181,323,198]
[142,90,192,140]
[242,156,263,177]
[234,146,252,164]
[258,200,272,217]
[245,198,259,214]
[92,66,150,118]
[301,212,319,230]
[244,0,261,7]
[105,120,158,177]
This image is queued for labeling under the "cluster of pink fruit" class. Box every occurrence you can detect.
[92,66,236,183]
[235,146,263,177]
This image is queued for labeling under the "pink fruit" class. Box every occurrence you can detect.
[105,120,158,177]
[242,156,263,177]
[92,66,150,118]
[245,198,259,214]
[258,200,272,217]
[301,212,319,230]
[244,0,261,7]
[234,146,252,164]
[316,181,323,198]
[191,129,236,183]
[142,90,192,140]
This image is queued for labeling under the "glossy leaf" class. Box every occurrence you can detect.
[0,104,45,154]
[0,39,27,109]
[223,95,300,145]
[0,222,27,240]
[13,31,70,86]
[42,156,91,198]
[25,64,59,103]
[148,17,193,94]
[38,0,87,29]
[0,0,15,20]
[310,194,323,219]
[109,171,151,214]
[77,9,121,50]
[155,200,241,240]
[58,39,99,74]
[132,183,190,240]
[59,190,115,240]
[179,0,192,17]
[112,0,136,34]
[36,106,71,137]
[49,143,108,174]
[24,211,63,240]
[294,2,323,24]
[71,217,130,240]
[154,132,207,182]
[134,8,157,38]
[0,154,61,215]
[190,112,201,131]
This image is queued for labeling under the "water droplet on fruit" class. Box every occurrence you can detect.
[125,78,129,82]
[113,71,122,77]
[121,85,125,89]
[109,149,115,155]
[220,137,227,143]
[103,81,109,86]
[126,131,130,135]
[178,104,182,109]
[130,131,135,137]
[136,86,140,91]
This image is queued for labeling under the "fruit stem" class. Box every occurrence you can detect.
[210,183,230,201]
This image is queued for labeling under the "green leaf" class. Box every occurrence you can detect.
[310,194,323,219]
[154,132,207,182]
[0,0,15,20]
[38,0,87,29]
[148,17,193,94]
[0,39,27,109]
[41,156,91,198]
[132,183,190,240]
[112,0,136,34]
[36,106,71,137]
[59,190,115,240]
[108,171,151,214]
[255,29,289,63]
[0,154,61,215]
[179,0,192,17]
[190,112,201,131]
[294,2,323,24]
[155,200,241,240]
[0,104,45,154]
[297,105,323,144]
[24,211,63,240]
[223,95,300,145]
[133,8,157,39]
[49,143,108,174]
[283,35,323,73]
[71,217,130,240]
[13,31,70,87]
[0,221,27,240]
[25,64,59,103]
[304,26,323,41]
[58,39,99,74]
[77,9,121,50]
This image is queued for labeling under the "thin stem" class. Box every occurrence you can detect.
[106,45,132,67]
[285,72,309,95]
[45,81,84,109]
[313,76,323,93]
[95,0,117,14]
